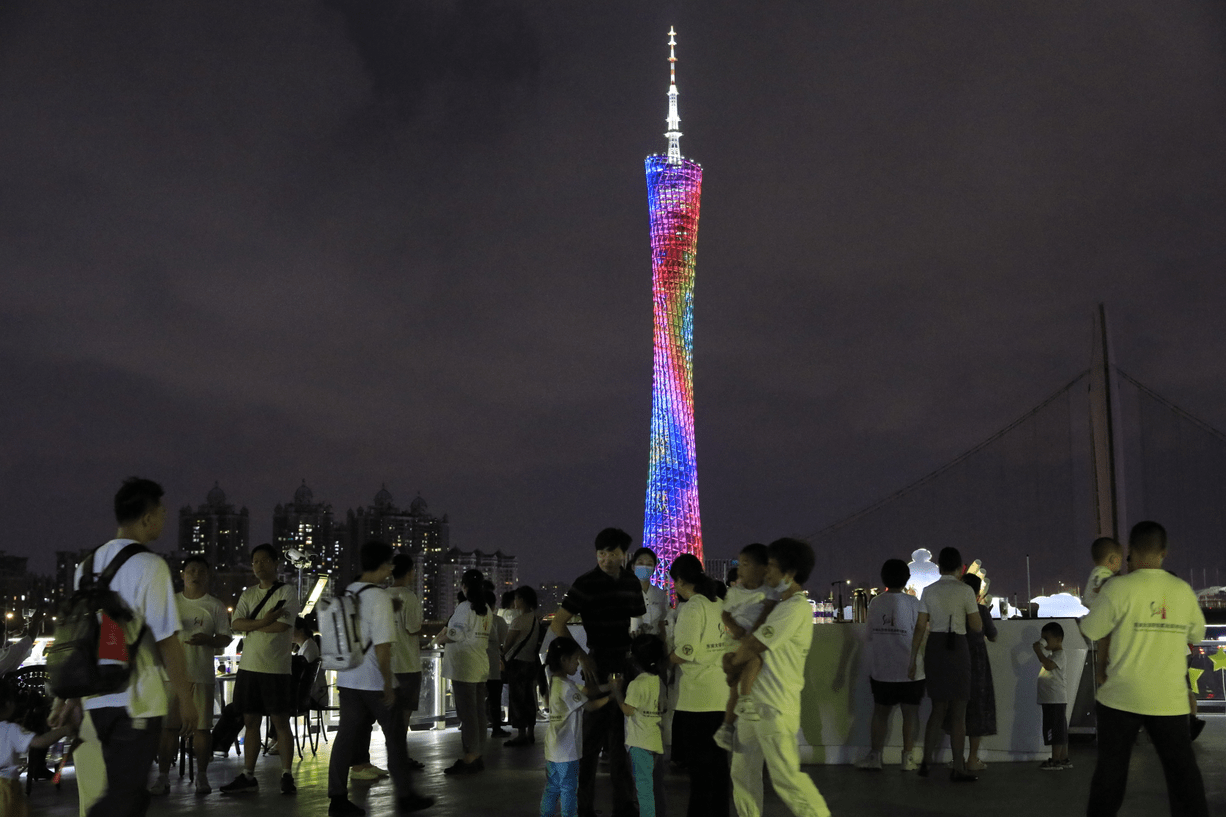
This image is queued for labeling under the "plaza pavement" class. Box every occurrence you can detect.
[26,715,1225,816]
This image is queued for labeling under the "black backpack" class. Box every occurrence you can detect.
[46,543,148,699]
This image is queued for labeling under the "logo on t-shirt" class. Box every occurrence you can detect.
[760,625,774,639]
[681,645,693,657]
[881,612,895,627]
[1150,598,1168,620]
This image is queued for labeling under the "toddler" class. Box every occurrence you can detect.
[1033,622,1070,770]
[1083,537,1122,687]
[1,685,74,817]
[613,635,667,817]
[540,637,613,817]
[714,543,776,750]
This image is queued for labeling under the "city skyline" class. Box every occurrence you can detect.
[4,4,1226,599]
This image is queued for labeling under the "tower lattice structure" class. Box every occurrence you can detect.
[643,28,704,583]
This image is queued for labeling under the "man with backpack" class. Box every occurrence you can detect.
[48,477,197,817]
[327,540,434,815]
[221,543,299,796]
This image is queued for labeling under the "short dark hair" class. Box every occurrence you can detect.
[880,559,910,590]
[1041,622,1064,640]
[669,553,717,600]
[392,553,415,579]
[516,585,538,610]
[767,538,815,585]
[726,566,739,585]
[294,616,313,634]
[251,543,278,562]
[1090,536,1122,563]
[629,547,658,566]
[1129,521,1168,556]
[937,547,963,573]
[595,527,632,552]
[182,555,210,571]
[962,573,982,597]
[739,543,768,567]
[360,540,394,572]
[500,590,516,608]
[114,477,164,524]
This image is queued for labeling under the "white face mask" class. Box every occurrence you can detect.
[773,577,792,595]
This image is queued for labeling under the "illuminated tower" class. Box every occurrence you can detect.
[643,27,704,581]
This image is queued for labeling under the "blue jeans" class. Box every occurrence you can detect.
[629,746,664,817]
[541,759,580,817]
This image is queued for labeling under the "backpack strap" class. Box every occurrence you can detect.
[505,618,539,663]
[97,543,149,587]
[251,581,287,619]
[353,584,378,653]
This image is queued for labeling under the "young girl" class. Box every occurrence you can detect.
[540,637,612,817]
[1,685,73,817]
[613,634,668,817]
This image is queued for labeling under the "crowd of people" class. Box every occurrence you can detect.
[0,477,1215,817]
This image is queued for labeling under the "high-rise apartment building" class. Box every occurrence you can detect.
[178,482,250,569]
[643,28,705,583]
[272,480,347,577]
[346,487,449,617]
[436,548,519,623]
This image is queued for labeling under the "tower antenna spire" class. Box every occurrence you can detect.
[665,26,682,164]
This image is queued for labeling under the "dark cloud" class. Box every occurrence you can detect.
[2,2,1225,597]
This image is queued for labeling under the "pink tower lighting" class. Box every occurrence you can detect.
[643,28,704,585]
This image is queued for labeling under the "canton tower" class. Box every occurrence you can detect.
[643,27,704,581]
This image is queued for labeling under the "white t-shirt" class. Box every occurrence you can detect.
[486,614,509,681]
[1036,647,1067,704]
[75,539,180,716]
[442,601,492,683]
[175,593,231,684]
[750,593,814,717]
[0,721,34,780]
[867,591,924,683]
[723,585,768,632]
[919,575,979,634]
[1081,568,1207,716]
[1082,566,1116,612]
[234,582,299,675]
[337,583,396,691]
[545,675,586,763]
[387,585,423,674]
[631,584,670,637]
[673,594,736,712]
[624,673,664,754]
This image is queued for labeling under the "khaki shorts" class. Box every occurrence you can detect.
[164,681,217,731]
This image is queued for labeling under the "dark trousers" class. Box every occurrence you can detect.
[1087,703,1208,817]
[86,708,161,817]
[672,710,729,817]
[579,695,637,817]
[328,687,418,800]
[505,661,538,730]
[487,678,505,728]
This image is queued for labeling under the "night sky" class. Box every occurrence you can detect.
[4,2,1226,599]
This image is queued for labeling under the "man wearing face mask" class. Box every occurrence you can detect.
[548,528,647,817]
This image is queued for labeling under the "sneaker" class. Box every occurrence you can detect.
[491,727,511,737]
[713,723,735,751]
[397,793,436,812]
[406,757,425,770]
[949,769,978,783]
[281,773,297,795]
[443,758,483,775]
[351,767,383,781]
[900,750,918,772]
[149,777,170,796]
[195,783,212,797]
[220,773,259,794]
[965,758,987,771]
[1038,759,1064,771]
[854,751,883,771]
[1059,759,1074,770]
[329,797,366,816]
